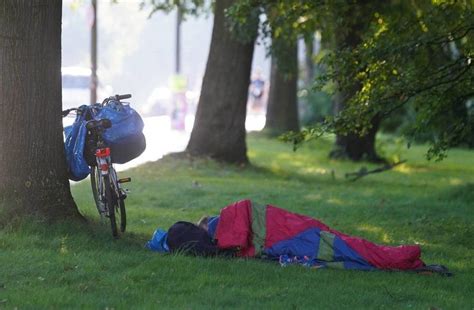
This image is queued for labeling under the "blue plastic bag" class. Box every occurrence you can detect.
[63,102,145,180]
[64,107,90,181]
[146,229,170,253]
[95,102,146,164]
[96,103,144,145]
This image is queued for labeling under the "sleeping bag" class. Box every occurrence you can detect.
[214,200,425,270]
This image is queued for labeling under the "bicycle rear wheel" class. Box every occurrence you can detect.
[90,166,104,214]
[91,165,126,237]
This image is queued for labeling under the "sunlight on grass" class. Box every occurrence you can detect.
[409,239,427,246]
[355,225,397,244]
[301,167,329,175]
[60,236,68,255]
[304,193,322,202]
[449,178,463,185]
[381,233,393,243]
[247,150,258,158]
[357,223,384,234]
[269,161,284,174]
[326,198,345,206]
[393,163,418,174]
[275,152,295,161]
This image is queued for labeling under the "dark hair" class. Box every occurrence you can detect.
[167,221,222,256]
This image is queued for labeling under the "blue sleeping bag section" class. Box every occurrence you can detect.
[64,102,146,181]
[264,228,374,270]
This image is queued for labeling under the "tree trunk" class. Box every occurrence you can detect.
[304,35,315,88]
[264,40,299,135]
[0,0,81,220]
[186,0,256,164]
[329,2,383,162]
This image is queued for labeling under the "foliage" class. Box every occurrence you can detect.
[227,1,323,72]
[229,1,474,160]
[140,0,210,18]
[1,135,473,308]
[301,1,474,160]
[298,88,332,126]
[225,0,261,44]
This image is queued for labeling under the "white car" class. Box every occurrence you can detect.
[62,66,112,110]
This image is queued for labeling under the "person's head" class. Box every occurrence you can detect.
[166,221,218,256]
[197,216,210,231]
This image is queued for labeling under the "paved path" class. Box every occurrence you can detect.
[64,114,265,174]
[115,116,189,171]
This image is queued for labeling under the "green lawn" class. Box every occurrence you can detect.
[1,134,473,309]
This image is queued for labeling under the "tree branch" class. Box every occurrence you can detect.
[345,160,407,182]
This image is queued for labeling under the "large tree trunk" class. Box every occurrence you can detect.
[0,0,80,220]
[186,0,256,163]
[264,40,299,135]
[329,2,383,162]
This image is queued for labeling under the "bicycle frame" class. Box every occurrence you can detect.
[95,147,111,176]
[62,94,132,237]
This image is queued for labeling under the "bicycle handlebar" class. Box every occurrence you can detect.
[62,108,78,117]
[113,94,131,100]
[101,94,132,106]
[62,94,132,116]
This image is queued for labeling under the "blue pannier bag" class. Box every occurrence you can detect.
[64,102,146,180]
[64,106,91,181]
[94,101,146,164]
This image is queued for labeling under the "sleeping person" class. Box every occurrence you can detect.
[146,200,451,275]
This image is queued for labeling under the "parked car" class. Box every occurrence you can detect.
[62,66,112,109]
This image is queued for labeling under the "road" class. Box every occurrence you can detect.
[115,116,190,171]
[64,115,265,173]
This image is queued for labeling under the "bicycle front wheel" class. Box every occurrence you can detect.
[117,196,126,233]
[110,168,126,233]
[102,173,119,237]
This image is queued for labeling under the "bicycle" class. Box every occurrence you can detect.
[63,94,133,237]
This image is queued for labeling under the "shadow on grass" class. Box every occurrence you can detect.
[245,160,435,194]
[146,145,415,189]
[439,182,474,202]
[0,214,152,255]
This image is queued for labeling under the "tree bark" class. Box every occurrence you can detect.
[186,0,256,164]
[0,0,81,219]
[264,40,299,135]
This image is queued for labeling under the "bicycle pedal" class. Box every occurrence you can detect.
[118,177,131,183]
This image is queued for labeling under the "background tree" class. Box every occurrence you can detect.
[327,1,384,162]
[0,0,80,220]
[264,38,299,135]
[290,1,474,161]
[229,1,382,160]
[145,0,258,163]
[303,34,315,88]
[186,0,258,163]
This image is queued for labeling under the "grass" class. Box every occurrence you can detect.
[1,133,473,309]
